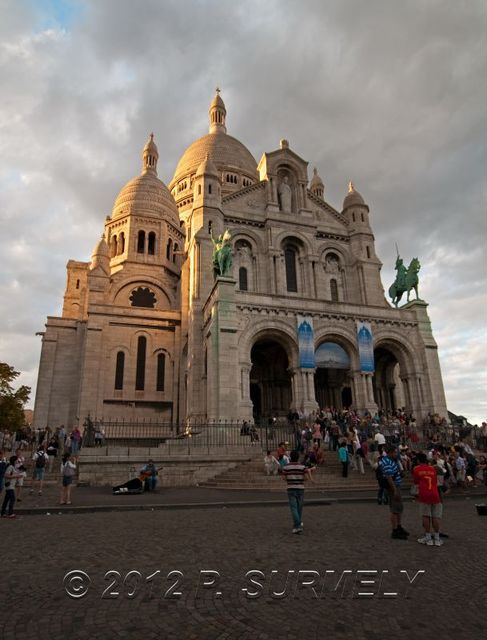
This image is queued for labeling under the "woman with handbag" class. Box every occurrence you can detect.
[60,453,76,505]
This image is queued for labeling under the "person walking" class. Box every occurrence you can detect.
[60,453,76,505]
[31,445,49,496]
[381,444,409,540]
[338,441,349,478]
[1,456,24,519]
[281,450,314,534]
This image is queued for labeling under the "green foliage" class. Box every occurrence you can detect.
[0,362,31,432]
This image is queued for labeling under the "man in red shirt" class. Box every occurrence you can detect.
[413,452,443,547]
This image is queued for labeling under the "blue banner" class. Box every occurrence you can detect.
[297,315,315,368]
[356,321,375,372]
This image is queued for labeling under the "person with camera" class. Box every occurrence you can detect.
[1,456,24,519]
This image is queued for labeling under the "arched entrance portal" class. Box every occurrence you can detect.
[250,339,292,422]
[314,342,352,410]
[373,346,409,412]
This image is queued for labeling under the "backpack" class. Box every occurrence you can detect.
[375,460,389,489]
[63,463,76,477]
[36,452,47,468]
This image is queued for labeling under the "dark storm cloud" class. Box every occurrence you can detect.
[0,0,485,423]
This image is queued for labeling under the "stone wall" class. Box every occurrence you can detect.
[78,448,251,487]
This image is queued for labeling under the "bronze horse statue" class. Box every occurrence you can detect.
[389,257,421,307]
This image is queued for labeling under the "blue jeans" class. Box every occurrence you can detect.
[287,489,304,528]
[1,488,16,516]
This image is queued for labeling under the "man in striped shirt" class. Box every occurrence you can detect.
[382,444,409,540]
[282,450,314,534]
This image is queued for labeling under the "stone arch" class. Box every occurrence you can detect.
[247,326,299,420]
[372,331,420,413]
[317,243,349,265]
[313,328,359,409]
[230,228,265,255]
[240,319,300,370]
[275,229,314,256]
[372,330,420,374]
[130,329,153,354]
[233,236,257,292]
[110,276,174,309]
[313,327,360,370]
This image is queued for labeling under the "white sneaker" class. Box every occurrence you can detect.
[433,538,444,547]
[417,536,433,546]
[292,527,301,534]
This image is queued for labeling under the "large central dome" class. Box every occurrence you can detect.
[170,91,258,201]
[173,132,258,179]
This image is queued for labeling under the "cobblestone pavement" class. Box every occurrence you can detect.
[14,482,487,513]
[0,500,485,640]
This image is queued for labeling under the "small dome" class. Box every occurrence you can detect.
[310,167,324,189]
[210,92,226,111]
[91,234,109,259]
[112,172,180,226]
[195,153,219,178]
[111,137,180,227]
[343,181,365,209]
[90,234,110,273]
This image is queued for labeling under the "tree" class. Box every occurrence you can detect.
[0,362,31,432]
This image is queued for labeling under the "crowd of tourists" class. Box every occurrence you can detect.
[265,410,487,537]
[0,425,81,519]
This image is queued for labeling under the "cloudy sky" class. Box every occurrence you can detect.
[1,0,485,425]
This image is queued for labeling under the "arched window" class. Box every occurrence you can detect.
[239,267,248,291]
[208,184,212,194]
[366,246,371,259]
[156,353,165,392]
[76,279,80,290]
[361,212,365,222]
[330,278,339,302]
[129,287,156,308]
[137,230,145,253]
[352,212,356,222]
[135,336,146,391]
[110,235,117,258]
[284,247,298,292]
[114,351,125,390]
[148,232,156,255]
[198,184,202,195]
[172,243,178,263]
[166,238,172,260]
[118,232,125,254]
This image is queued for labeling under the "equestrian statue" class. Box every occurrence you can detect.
[388,254,421,307]
[211,229,233,278]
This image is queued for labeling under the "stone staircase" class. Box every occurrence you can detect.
[201,454,413,492]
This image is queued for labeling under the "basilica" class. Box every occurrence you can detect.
[33,92,448,427]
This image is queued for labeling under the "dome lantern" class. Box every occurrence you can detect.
[310,167,324,199]
[209,87,227,134]
[342,180,366,210]
[142,133,159,175]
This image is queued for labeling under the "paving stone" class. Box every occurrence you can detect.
[0,500,485,639]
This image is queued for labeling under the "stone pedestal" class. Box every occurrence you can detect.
[205,277,240,422]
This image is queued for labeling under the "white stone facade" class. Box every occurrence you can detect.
[33,93,448,429]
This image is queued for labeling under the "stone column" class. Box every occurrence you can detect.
[205,276,240,422]
[239,362,253,420]
[298,368,319,415]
